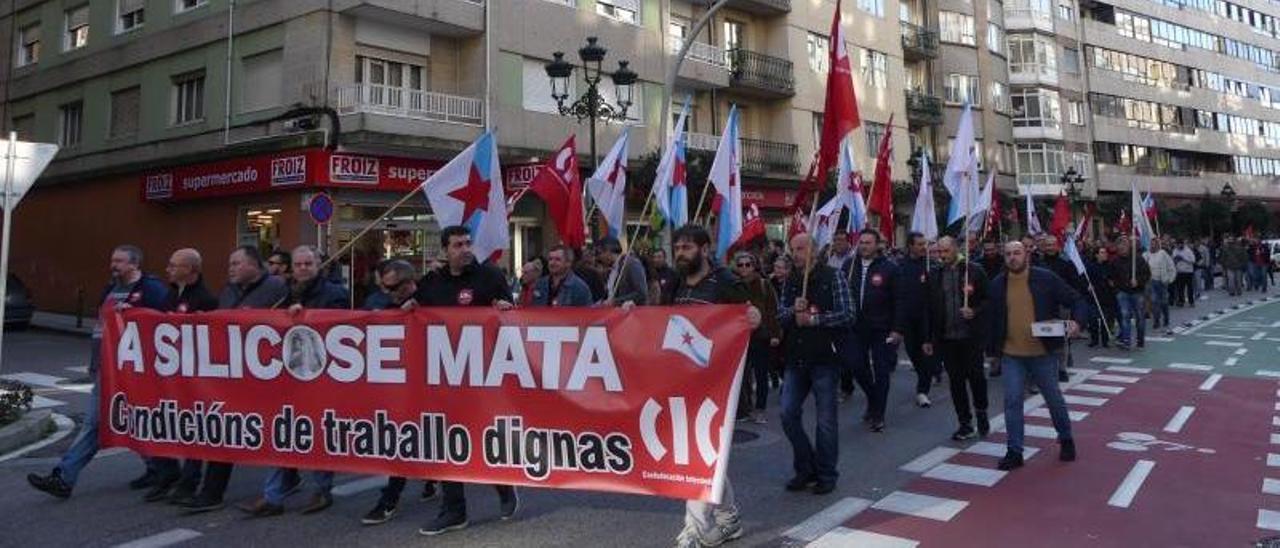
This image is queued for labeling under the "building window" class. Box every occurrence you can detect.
[172,71,205,125]
[241,50,283,113]
[1057,0,1075,20]
[11,115,35,141]
[109,87,141,138]
[59,101,83,148]
[1067,100,1085,125]
[117,0,145,33]
[861,49,888,88]
[990,81,1009,113]
[176,0,207,13]
[597,0,639,24]
[940,12,976,45]
[865,121,887,157]
[64,6,89,51]
[812,112,824,150]
[998,141,1016,173]
[1062,46,1080,73]
[1007,0,1053,22]
[1012,88,1061,128]
[858,0,886,17]
[523,57,572,114]
[1016,142,1065,185]
[17,23,40,67]
[724,21,744,51]
[354,55,426,110]
[807,33,830,73]
[987,23,1005,55]
[1007,33,1056,76]
[945,73,981,105]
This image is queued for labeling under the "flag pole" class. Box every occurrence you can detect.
[801,194,822,300]
[691,177,714,225]
[963,173,971,309]
[1082,269,1114,341]
[608,189,657,303]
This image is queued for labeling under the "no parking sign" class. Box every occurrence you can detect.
[308,192,334,225]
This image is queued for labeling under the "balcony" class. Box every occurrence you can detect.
[728,49,795,98]
[683,132,798,176]
[900,23,939,61]
[335,0,484,36]
[668,36,730,89]
[726,0,790,15]
[905,91,943,126]
[335,84,484,126]
[1004,8,1054,33]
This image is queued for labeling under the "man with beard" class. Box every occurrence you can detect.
[843,229,905,433]
[923,237,990,440]
[654,224,761,548]
[896,232,938,407]
[981,241,1003,276]
[28,245,168,499]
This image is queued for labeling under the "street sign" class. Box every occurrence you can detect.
[308,192,334,225]
[0,134,59,376]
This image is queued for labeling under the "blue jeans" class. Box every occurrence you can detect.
[1116,291,1145,346]
[780,364,839,484]
[55,383,101,486]
[1148,281,1169,327]
[1001,354,1073,454]
[264,468,333,504]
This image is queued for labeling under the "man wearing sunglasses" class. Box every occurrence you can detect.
[731,252,781,424]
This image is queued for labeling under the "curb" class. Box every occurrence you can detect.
[0,413,74,463]
[0,409,55,456]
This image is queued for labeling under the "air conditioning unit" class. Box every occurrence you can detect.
[283,116,319,133]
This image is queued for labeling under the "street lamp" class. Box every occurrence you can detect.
[544,37,636,173]
[1061,166,1086,233]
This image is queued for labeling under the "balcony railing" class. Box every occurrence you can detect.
[905,90,944,126]
[728,49,795,96]
[900,23,939,61]
[683,131,721,152]
[668,36,730,69]
[334,84,483,126]
[679,132,797,175]
[1135,165,1201,177]
[728,0,791,14]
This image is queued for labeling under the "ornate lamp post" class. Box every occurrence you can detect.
[544,37,637,173]
[1061,166,1085,230]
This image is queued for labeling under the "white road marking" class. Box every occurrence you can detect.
[1206,340,1245,347]
[0,372,92,393]
[1063,394,1108,406]
[899,447,961,473]
[110,528,203,548]
[1273,416,1280,428]
[1090,373,1140,384]
[1225,358,1239,366]
[64,366,88,375]
[330,477,387,498]
[923,463,1007,487]
[1273,320,1280,328]
[1269,454,1280,467]
[1265,478,1280,495]
[1163,406,1196,433]
[783,497,874,542]
[1023,424,1062,439]
[1193,333,1245,339]
[871,491,969,522]
[1169,363,1214,372]
[1254,332,1269,340]
[1145,336,1174,342]
[31,395,64,409]
[808,527,919,548]
[1259,509,1280,531]
[1199,374,1223,391]
[1268,338,1280,343]
[1259,371,1280,378]
[1070,383,1125,394]
[1107,460,1156,508]
[1106,366,1151,374]
[965,441,1041,459]
[1028,407,1089,422]
[1090,356,1133,364]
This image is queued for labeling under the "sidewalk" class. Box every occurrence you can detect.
[30,312,96,337]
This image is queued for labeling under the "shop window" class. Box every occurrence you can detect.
[239,206,283,253]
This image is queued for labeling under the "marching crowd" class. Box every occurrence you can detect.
[20,222,1275,547]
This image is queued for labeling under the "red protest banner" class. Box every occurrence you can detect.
[98,306,749,503]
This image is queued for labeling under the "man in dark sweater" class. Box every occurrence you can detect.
[895,232,937,407]
[1109,238,1151,350]
[924,237,990,441]
[842,228,906,433]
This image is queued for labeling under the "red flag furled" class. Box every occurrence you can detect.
[984,191,1002,240]
[787,152,822,243]
[1049,192,1071,243]
[868,115,895,245]
[732,204,767,253]
[1116,208,1131,238]
[816,0,862,181]
[528,136,585,249]
[1073,202,1095,242]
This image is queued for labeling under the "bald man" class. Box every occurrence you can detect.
[923,237,990,441]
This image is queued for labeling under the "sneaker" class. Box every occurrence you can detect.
[785,475,817,492]
[811,482,836,495]
[248,502,285,519]
[420,481,438,501]
[128,469,159,490]
[27,472,71,499]
[1060,439,1077,462]
[499,488,520,520]
[976,413,991,437]
[997,451,1024,471]
[166,484,197,506]
[951,425,976,441]
[1058,369,1069,383]
[701,514,744,546]
[361,501,398,526]
[143,483,174,503]
[301,493,333,515]
[419,513,468,536]
[180,494,226,514]
[870,420,886,433]
[916,393,932,408]
[674,525,703,548]
[1027,385,1040,395]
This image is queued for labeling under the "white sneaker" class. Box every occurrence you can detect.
[674,526,703,548]
[916,393,932,408]
[702,515,744,546]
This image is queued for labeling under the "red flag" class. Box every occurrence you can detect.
[787,206,809,242]
[1073,202,1095,242]
[1049,193,1071,243]
[1116,209,1131,238]
[787,152,822,242]
[868,115,895,245]
[1245,224,1257,240]
[984,191,1002,240]
[528,135,585,249]
[732,204,767,253]
[816,0,862,181]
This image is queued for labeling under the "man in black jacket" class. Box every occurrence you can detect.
[896,232,938,407]
[842,229,906,432]
[923,237,990,440]
[413,226,519,536]
[1036,237,1086,379]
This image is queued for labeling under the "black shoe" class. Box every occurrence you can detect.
[421,481,438,501]
[811,482,836,495]
[951,425,976,441]
[128,469,159,490]
[180,494,225,514]
[976,414,991,437]
[143,483,173,503]
[419,513,468,536]
[167,484,197,506]
[870,420,886,433]
[1058,369,1069,383]
[498,488,520,520]
[362,501,398,525]
[785,475,817,492]
[27,472,71,499]
[1060,439,1077,462]
[997,451,1024,471]
[249,502,285,518]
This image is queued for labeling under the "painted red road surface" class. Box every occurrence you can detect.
[839,369,1279,547]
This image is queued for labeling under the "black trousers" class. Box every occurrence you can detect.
[938,339,988,426]
[198,462,234,501]
[902,320,938,394]
[440,481,515,517]
[1174,272,1195,305]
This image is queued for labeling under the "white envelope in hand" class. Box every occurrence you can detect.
[1031,321,1066,337]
